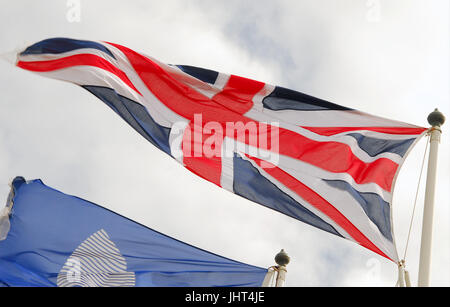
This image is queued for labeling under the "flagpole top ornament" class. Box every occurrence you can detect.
[275,249,290,267]
[427,108,445,128]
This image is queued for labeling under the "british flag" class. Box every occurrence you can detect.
[16,38,427,262]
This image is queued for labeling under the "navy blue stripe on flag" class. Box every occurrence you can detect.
[347,133,415,157]
[262,86,353,111]
[233,154,342,237]
[82,86,171,155]
[323,179,392,242]
[20,37,115,59]
[176,65,219,85]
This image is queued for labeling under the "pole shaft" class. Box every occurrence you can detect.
[418,128,441,286]
[275,266,286,287]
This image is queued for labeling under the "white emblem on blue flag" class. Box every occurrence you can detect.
[57,229,135,287]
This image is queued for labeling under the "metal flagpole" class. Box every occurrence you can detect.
[274,249,290,287]
[418,108,445,287]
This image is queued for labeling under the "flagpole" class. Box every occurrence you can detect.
[274,249,290,287]
[418,108,445,287]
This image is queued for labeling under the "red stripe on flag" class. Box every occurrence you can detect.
[182,122,223,187]
[183,156,223,187]
[247,154,392,261]
[17,54,142,96]
[109,42,399,192]
[276,130,399,191]
[302,126,426,136]
[212,75,265,114]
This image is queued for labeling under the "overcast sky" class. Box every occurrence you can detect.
[0,0,449,286]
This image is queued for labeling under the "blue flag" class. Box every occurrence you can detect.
[0,177,268,287]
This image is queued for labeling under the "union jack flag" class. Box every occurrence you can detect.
[16,38,427,262]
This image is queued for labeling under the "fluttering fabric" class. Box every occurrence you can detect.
[16,38,427,261]
[0,177,268,287]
